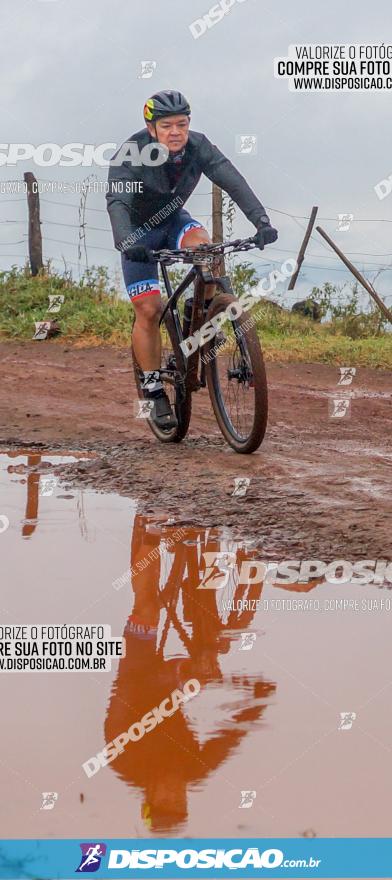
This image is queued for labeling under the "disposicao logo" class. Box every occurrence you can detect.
[76,843,107,872]
[107,847,285,870]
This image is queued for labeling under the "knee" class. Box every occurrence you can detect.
[182,228,211,248]
[133,296,161,328]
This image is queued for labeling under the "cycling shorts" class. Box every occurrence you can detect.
[121,208,204,302]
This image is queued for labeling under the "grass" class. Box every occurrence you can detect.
[261,330,392,368]
[0,264,133,345]
[250,301,392,368]
[0,264,391,369]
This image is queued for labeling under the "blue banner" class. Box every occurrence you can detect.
[0,838,391,879]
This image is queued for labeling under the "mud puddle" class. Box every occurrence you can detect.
[1,449,392,840]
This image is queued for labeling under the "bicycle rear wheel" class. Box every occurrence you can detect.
[204,293,268,453]
[132,304,192,443]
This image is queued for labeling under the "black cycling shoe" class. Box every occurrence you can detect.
[145,389,178,431]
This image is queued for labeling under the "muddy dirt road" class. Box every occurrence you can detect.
[1,341,391,559]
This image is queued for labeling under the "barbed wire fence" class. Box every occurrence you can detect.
[1,172,392,316]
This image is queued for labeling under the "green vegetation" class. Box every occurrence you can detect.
[0,262,391,368]
[0,262,132,346]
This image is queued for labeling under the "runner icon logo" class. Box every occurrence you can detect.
[40,792,58,810]
[336,213,353,231]
[39,476,58,497]
[76,843,107,873]
[47,294,64,313]
[232,477,250,497]
[198,551,236,590]
[239,632,257,651]
[135,400,154,419]
[329,398,351,419]
[236,135,257,154]
[338,712,357,731]
[239,790,257,808]
[139,60,157,78]
[337,366,356,386]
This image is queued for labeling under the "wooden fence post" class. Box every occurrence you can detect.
[316,225,392,325]
[288,206,318,290]
[24,172,43,276]
[212,183,225,276]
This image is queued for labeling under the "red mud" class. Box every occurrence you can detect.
[1,340,391,559]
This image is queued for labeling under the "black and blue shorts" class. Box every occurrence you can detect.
[121,208,204,303]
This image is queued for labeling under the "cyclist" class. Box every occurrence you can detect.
[106,89,278,430]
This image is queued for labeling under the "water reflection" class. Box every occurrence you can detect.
[105,515,276,834]
[7,451,41,538]
[4,449,92,539]
[1,448,392,839]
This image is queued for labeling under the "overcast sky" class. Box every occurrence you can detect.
[1,0,392,306]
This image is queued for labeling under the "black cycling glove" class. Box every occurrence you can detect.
[253,223,278,250]
[124,245,154,262]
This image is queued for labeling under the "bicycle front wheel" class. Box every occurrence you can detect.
[204,293,268,453]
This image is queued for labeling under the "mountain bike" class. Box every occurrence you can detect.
[132,236,268,454]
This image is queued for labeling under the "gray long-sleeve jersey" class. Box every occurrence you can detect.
[106,127,270,251]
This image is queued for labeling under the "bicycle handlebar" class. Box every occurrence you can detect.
[148,235,258,265]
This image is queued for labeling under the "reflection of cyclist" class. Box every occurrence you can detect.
[106,90,278,430]
[104,516,276,834]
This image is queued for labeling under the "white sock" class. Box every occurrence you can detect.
[141,370,164,394]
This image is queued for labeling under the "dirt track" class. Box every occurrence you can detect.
[1,340,391,560]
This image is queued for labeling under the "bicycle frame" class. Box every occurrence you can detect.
[159,261,234,391]
[159,262,198,339]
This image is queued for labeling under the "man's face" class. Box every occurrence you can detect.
[147,114,190,152]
